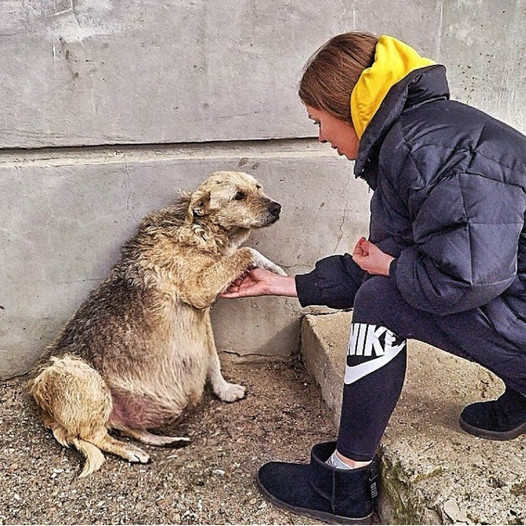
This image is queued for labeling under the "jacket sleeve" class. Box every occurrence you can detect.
[393,172,525,315]
[295,254,365,309]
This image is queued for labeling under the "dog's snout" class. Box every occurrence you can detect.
[268,201,281,217]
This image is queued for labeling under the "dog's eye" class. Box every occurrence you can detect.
[234,191,245,200]
[256,184,261,189]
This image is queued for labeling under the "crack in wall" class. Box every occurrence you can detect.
[334,177,352,253]
[123,157,140,224]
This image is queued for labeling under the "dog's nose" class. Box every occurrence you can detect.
[268,202,281,217]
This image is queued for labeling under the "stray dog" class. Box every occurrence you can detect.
[28,171,285,477]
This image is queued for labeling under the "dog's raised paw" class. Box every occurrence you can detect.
[218,382,247,402]
[248,248,287,276]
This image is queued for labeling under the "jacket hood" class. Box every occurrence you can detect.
[351,36,450,178]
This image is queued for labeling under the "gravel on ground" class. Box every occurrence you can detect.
[0,359,336,525]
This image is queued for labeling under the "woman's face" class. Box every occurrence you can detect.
[306,105,360,160]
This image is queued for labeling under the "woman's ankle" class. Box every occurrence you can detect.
[335,450,372,469]
[326,449,372,470]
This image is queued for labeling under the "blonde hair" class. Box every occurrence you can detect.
[299,32,378,125]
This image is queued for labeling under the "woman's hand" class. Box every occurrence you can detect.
[352,237,394,276]
[220,268,298,299]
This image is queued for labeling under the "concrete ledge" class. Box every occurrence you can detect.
[301,312,526,525]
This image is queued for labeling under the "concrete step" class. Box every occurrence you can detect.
[301,311,526,525]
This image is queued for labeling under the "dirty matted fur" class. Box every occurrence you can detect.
[28,171,285,477]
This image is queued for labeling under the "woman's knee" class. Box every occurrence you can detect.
[353,276,401,325]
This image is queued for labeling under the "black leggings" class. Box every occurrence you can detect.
[337,276,526,461]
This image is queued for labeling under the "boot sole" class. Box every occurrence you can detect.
[256,473,374,525]
[459,416,526,441]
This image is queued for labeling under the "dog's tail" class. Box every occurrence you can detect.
[70,438,105,478]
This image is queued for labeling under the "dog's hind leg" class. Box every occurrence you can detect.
[29,355,149,476]
[86,429,151,464]
[113,426,190,448]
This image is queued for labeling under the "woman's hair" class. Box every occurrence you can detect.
[299,32,378,124]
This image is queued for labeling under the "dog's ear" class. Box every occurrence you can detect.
[185,190,210,223]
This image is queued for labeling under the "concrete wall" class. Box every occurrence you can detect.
[2,0,526,378]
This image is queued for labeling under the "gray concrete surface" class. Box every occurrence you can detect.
[1,0,524,148]
[0,1,444,148]
[302,311,526,525]
[3,0,526,378]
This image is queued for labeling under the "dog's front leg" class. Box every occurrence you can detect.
[205,312,246,402]
[181,247,284,309]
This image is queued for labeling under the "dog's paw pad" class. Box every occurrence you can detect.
[219,383,246,402]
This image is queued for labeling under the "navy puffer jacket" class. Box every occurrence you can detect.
[296,36,526,349]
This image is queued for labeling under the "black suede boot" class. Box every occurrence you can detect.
[460,387,526,440]
[256,441,379,525]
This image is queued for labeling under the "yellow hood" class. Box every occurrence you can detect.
[350,35,435,139]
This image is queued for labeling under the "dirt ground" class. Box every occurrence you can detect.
[0,359,337,525]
